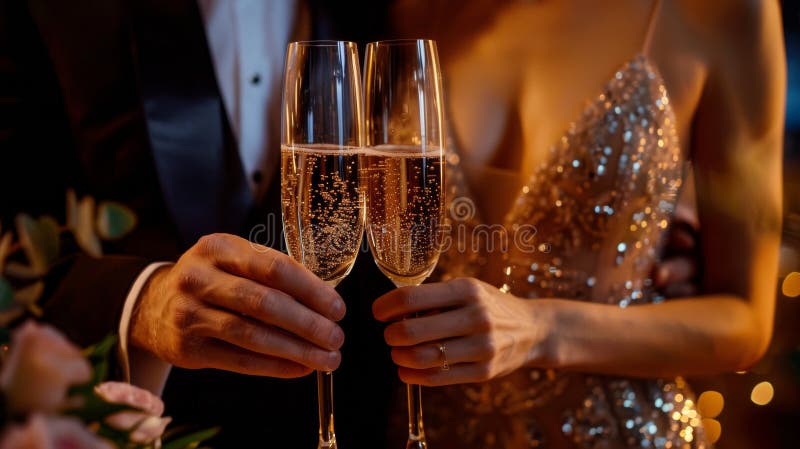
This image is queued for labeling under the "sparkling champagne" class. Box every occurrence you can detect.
[361,145,444,287]
[281,144,364,285]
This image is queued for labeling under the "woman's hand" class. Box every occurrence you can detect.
[372,278,553,386]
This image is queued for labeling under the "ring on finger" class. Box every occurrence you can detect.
[437,342,450,371]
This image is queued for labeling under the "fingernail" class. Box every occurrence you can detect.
[327,351,341,370]
[332,299,346,320]
[330,326,345,349]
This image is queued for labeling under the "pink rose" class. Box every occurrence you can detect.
[0,414,114,449]
[94,381,171,444]
[0,321,92,414]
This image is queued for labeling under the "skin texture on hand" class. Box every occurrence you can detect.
[373,278,554,386]
[130,233,346,378]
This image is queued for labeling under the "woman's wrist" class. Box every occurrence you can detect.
[522,298,561,370]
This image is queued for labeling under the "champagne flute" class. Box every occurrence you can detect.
[280,41,364,449]
[361,39,446,449]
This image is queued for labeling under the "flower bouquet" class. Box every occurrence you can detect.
[0,321,217,449]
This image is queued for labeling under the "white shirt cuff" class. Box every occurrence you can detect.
[118,262,173,395]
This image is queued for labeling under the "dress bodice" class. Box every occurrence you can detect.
[424,55,710,449]
[500,54,684,307]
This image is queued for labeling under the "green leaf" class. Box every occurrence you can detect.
[86,333,118,359]
[65,335,144,425]
[96,201,137,240]
[72,196,102,257]
[15,214,61,275]
[0,277,13,312]
[85,334,117,387]
[161,427,220,449]
[68,334,118,402]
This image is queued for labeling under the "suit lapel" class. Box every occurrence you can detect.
[130,0,252,245]
[27,0,252,246]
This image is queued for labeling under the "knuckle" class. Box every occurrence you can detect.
[455,277,483,302]
[300,342,316,365]
[305,314,325,340]
[481,336,499,357]
[395,321,416,343]
[175,265,204,292]
[236,322,258,344]
[400,289,418,310]
[217,316,237,335]
[256,327,276,349]
[173,306,199,330]
[262,254,287,282]
[246,286,274,319]
[196,233,226,256]
[470,306,492,331]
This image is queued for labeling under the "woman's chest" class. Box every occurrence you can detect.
[444,1,705,181]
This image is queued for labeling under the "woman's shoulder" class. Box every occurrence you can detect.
[672,0,779,50]
[676,0,785,143]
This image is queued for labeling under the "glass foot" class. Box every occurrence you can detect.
[318,436,337,449]
[406,437,427,449]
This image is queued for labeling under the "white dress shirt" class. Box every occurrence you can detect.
[119,0,298,393]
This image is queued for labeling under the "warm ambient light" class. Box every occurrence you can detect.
[782,272,800,297]
[701,418,722,444]
[697,391,724,418]
[750,381,775,406]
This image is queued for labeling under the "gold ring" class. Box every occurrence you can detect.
[438,342,450,371]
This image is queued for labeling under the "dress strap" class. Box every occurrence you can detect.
[642,0,663,56]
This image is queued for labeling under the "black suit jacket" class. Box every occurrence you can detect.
[0,0,395,447]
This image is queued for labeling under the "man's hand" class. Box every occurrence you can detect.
[130,233,346,378]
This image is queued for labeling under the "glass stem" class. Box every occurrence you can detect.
[317,370,337,449]
[406,383,427,448]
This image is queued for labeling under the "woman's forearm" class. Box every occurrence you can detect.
[535,294,770,378]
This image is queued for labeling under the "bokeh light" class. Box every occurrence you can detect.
[697,390,724,418]
[701,418,722,444]
[750,381,775,406]
[782,271,800,297]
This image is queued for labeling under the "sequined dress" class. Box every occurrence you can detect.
[417,16,712,449]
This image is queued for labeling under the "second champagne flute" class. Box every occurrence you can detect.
[280,41,364,449]
[362,39,446,449]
